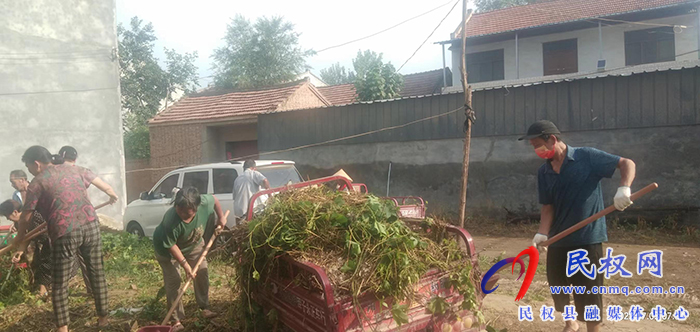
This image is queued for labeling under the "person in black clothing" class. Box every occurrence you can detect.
[1,199,51,297]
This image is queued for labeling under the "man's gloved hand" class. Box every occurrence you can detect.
[614,186,633,211]
[532,233,548,252]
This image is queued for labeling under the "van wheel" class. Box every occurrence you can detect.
[126,221,145,237]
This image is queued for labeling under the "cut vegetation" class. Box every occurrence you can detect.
[233,187,483,329]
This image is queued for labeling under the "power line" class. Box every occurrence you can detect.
[675,49,699,58]
[397,0,460,72]
[315,0,456,54]
[125,105,464,174]
[0,49,112,56]
[149,138,214,162]
[0,59,113,65]
[0,87,117,97]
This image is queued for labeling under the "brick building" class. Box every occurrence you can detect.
[123,69,454,202]
[147,78,330,182]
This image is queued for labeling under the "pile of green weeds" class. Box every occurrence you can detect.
[234,187,482,328]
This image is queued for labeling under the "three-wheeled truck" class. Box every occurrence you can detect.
[242,175,497,332]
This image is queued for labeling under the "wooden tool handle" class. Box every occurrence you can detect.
[94,200,112,211]
[161,210,229,325]
[1,200,112,257]
[0,221,48,256]
[541,183,658,247]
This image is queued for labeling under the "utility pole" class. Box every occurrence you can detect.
[458,1,474,228]
[697,4,700,59]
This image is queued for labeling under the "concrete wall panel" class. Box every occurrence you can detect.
[263,126,700,219]
[0,0,125,228]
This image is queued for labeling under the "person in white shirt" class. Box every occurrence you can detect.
[232,160,270,223]
[10,169,29,205]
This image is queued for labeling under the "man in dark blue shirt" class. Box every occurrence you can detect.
[520,120,636,332]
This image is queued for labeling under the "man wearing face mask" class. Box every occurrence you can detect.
[520,120,636,332]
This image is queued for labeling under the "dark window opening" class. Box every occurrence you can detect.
[466,49,505,83]
[543,39,578,76]
[226,141,259,160]
[625,27,675,66]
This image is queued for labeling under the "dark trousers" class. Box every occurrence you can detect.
[156,243,210,323]
[30,237,52,290]
[52,220,109,327]
[547,243,604,322]
[30,238,91,294]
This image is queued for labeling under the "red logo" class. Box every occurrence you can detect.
[481,246,540,301]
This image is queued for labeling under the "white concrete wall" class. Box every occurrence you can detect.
[297,71,328,87]
[451,14,699,82]
[0,0,126,229]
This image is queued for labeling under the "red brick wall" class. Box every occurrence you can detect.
[125,158,152,203]
[149,123,204,181]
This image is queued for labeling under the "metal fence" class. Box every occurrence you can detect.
[259,67,700,151]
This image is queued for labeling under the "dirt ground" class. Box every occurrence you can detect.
[0,230,697,331]
[475,236,700,332]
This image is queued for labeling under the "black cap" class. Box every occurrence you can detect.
[518,120,560,141]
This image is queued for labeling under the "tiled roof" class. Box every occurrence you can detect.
[400,68,452,97]
[317,84,357,105]
[150,80,312,125]
[457,0,697,38]
[316,68,452,105]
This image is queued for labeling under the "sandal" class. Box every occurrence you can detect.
[172,322,185,332]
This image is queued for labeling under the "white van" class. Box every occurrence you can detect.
[123,160,302,238]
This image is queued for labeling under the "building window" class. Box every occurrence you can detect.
[543,39,578,76]
[466,49,504,83]
[625,27,675,66]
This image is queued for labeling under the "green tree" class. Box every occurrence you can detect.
[352,50,403,102]
[320,63,355,85]
[212,15,313,89]
[118,16,198,159]
[474,0,538,12]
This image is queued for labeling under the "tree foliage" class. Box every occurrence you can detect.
[352,50,403,102]
[212,15,313,89]
[320,63,355,85]
[473,0,539,12]
[122,126,151,160]
[118,16,199,159]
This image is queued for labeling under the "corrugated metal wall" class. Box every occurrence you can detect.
[259,67,700,152]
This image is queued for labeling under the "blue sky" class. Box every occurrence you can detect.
[116,0,471,86]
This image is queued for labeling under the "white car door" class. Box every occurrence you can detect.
[212,167,238,228]
[141,172,181,237]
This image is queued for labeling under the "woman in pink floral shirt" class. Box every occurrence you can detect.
[12,146,116,332]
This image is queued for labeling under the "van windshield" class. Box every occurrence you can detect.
[257,165,302,188]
